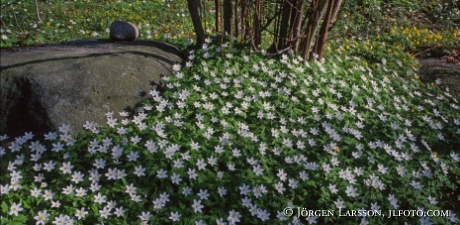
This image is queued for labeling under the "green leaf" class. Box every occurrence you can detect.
[12,214,28,224]
[1,201,8,213]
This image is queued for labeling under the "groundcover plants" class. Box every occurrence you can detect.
[1,35,460,224]
[0,0,197,47]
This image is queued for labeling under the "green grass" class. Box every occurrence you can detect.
[0,0,197,48]
[1,1,460,224]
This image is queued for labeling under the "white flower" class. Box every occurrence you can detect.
[114,207,125,217]
[328,184,338,194]
[30,187,41,197]
[99,206,112,219]
[71,171,85,184]
[239,183,251,195]
[345,185,359,198]
[252,164,264,176]
[194,220,206,225]
[127,151,140,161]
[34,210,51,224]
[334,199,346,209]
[187,168,198,180]
[198,189,210,200]
[192,199,204,213]
[227,210,241,224]
[43,190,54,201]
[75,207,88,220]
[299,171,309,181]
[157,169,168,179]
[94,192,107,204]
[370,202,380,211]
[105,168,118,180]
[43,160,57,171]
[388,194,399,209]
[277,169,287,181]
[139,211,152,221]
[427,196,438,205]
[52,214,71,225]
[58,124,72,134]
[377,164,388,174]
[196,158,207,170]
[62,185,75,195]
[288,179,299,189]
[275,182,285,194]
[451,151,460,161]
[410,180,424,190]
[217,186,227,197]
[75,187,87,197]
[171,173,182,185]
[9,202,23,216]
[134,165,146,177]
[178,186,191,197]
[169,211,181,222]
[257,208,270,221]
[152,198,165,210]
[93,159,106,169]
[172,63,181,72]
[159,192,170,204]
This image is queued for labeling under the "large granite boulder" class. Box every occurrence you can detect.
[1,40,182,137]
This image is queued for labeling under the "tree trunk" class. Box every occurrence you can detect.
[300,0,328,60]
[223,0,233,37]
[187,0,206,47]
[253,0,262,48]
[240,0,249,43]
[234,0,239,38]
[186,0,341,58]
[291,0,305,51]
[277,0,293,50]
[215,0,219,33]
[313,0,343,59]
[329,0,343,30]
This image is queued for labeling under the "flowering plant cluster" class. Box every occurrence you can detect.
[386,27,460,50]
[1,37,459,225]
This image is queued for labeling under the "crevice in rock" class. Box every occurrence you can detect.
[2,75,53,138]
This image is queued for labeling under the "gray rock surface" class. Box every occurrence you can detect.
[110,21,140,42]
[419,58,460,96]
[1,40,182,137]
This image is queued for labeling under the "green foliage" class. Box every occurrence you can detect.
[1,1,459,224]
[422,0,460,28]
[337,0,460,38]
[1,37,459,224]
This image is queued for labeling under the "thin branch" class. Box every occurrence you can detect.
[35,0,43,24]
[12,7,25,34]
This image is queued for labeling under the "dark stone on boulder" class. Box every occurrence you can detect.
[110,21,140,42]
[1,40,182,137]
